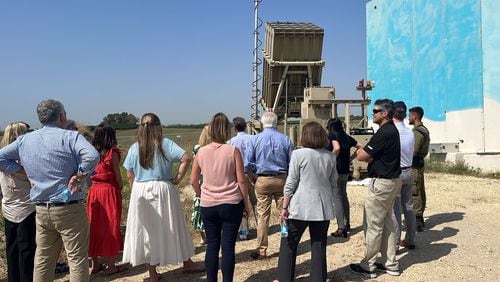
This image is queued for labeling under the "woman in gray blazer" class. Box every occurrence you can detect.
[276,122,338,282]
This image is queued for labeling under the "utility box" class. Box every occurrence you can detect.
[298,87,335,144]
[300,87,335,120]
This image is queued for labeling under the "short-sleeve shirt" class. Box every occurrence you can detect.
[363,121,401,179]
[196,143,242,207]
[0,171,35,223]
[123,138,186,182]
[328,133,358,174]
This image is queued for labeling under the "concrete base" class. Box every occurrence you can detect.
[445,153,500,173]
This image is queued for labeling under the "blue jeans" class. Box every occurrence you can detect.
[201,201,243,282]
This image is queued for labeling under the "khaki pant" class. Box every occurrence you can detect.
[245,174,257,208]
[244,174,258,227]
[254,175,286,255]
[34,203,90,282]
[361,178,402,272]
[412,167,426,217]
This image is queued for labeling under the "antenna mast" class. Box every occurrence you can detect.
[251,0,263,128]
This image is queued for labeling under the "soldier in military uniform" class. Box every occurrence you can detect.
[409,106,430,232]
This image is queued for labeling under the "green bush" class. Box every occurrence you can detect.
[427,159,499,179]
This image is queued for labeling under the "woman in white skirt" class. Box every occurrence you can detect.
[122,113,204,282]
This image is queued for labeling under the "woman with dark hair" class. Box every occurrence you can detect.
[276,121,337,282]
[87,125,127,275]
[0,122,36,282]
[326,118,364,237]
[190,112,250,282]
[122,113,203,282]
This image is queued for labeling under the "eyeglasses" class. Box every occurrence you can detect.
[372,108,384,114]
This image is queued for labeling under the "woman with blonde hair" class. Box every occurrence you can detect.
[122,113,203,282]
[0,122,36,282]
[191,112,250,282]
[66,119,92,140]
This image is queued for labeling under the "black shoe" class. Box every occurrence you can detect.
[331,228,348,238]
[416,216,425,232]
[416,223,424,232]
[250,251,267,260]
[400,239,416,250]
[374,262,386,272]
[55,262,69,275]
[349,263,376,279]
[345,223,351,232]
[374,263,400,276]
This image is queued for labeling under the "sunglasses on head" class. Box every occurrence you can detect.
[372,108,384,114]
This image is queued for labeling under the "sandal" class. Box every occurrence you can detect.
[331,228,348,238]
[182,261,205,274]
[105,264,129,276]
[90,263,105,275]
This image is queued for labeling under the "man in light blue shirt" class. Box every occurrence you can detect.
[228,117,257,227]
[0,99,99,281]
[245,112,294,259]
[228,117,253,160]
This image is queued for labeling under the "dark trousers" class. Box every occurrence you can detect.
[277,219,330,282]
[4,212,36,282]
[201,201,243,282]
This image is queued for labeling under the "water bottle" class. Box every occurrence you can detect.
[51,188,73,203]
[239,217,249,240]
[280,220,288,238]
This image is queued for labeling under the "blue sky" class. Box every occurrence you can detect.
[0,0,367,128]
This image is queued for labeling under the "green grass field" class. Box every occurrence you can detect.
[116,127,203,153]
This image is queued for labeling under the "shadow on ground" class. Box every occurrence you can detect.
[248,211,464,281]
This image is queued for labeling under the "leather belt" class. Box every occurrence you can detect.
[35,200,80,208]
[257,173,285,177]
[376,176,400,180]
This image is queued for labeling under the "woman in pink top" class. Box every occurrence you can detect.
[191,112,250,282]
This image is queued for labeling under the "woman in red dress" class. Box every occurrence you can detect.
[87,125,125,275]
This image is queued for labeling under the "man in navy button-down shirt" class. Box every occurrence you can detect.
[0,99,99,281]
[245,111,293,260]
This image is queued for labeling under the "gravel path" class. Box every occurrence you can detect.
[2,172,497,281]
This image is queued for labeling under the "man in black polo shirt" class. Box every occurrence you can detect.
[350,99,402,278]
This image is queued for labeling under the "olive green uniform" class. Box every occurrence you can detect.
[411,121,430,217]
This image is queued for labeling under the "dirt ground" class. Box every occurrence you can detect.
[2,172,499,281]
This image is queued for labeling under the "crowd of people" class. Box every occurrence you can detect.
[0,98,430,281]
